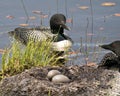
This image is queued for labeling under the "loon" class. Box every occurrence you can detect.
[100,41,120,58]
[8,14,73,52]
[98,41,120,71]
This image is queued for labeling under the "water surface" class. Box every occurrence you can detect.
[0,0,120,67]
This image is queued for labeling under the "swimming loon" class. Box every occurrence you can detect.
[98,41,120,71]
[8,14,73,52]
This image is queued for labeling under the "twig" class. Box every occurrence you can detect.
[56,0,59,13]
[21,0,29,24]
[65,0,68,17]
[90,0,94,43]
[85,17,89,56]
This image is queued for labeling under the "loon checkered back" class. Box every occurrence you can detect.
[98,52,119,69]
[9,26,54,45]
[8,14,73,52]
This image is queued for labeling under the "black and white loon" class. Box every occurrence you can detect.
[8,14,73,52]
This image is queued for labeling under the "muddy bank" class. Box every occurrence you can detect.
[0,65,120,96]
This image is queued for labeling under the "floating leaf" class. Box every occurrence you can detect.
[40,14,48,18]
[6,15,14,19]
[32,10,42,15]
[66,18,73,23]
[87,33,94,36]
[29,16,36,20]
[101,2,116,7]
[78,6,89,10]
[19,24,29,27]
[114,13,120,17]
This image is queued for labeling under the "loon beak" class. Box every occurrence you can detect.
[60,20,70,31]
[61,24,70,31]
[99,44,111,50]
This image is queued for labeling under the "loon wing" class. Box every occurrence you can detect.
[8,27,55,45]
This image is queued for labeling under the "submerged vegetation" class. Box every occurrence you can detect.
[0,40,63,79]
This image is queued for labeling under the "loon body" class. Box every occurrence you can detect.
[98,41,120,71]
[8,14,73,52]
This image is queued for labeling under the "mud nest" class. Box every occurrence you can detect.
[0,65,120,96]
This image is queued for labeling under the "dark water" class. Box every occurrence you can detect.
[0,0,120,67]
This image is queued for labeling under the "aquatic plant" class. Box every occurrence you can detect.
[0,40,61,79]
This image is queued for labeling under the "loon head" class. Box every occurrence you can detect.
[100,41,120,57]
[50,14,70,34]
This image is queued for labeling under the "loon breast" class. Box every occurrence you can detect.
[52,40,73,51]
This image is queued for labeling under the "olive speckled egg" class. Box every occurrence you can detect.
[47,70,61,80]
[52,74,70,83]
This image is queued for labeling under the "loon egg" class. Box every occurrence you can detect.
[47,70,61,80]
[52,74,70,83]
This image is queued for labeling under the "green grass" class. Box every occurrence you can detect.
[0,40,62,79]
